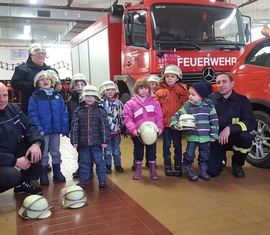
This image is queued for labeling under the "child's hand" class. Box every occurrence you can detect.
[73,144,78,149]
[158,128,163,135]
[210,138,216,142]
[173,125,179,130]
[40,131,44,136]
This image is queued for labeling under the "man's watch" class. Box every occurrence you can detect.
[34,141,42,147]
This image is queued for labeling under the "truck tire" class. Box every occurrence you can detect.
[246,110,270,168]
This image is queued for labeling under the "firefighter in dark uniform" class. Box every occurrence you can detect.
[207,73,256,178]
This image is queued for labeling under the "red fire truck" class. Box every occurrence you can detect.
[70,0,250,100]
[231,26,270,168]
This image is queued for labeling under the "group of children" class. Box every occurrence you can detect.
[28,63,219,189]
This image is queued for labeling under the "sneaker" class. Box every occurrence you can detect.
[14,181,43,195]
[72,169,80,178]
[115,165,124,172]
[99,181,107,188]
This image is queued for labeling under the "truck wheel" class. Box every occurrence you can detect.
[246,110,270,168]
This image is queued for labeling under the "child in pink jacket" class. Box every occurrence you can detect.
[123,78,164,180]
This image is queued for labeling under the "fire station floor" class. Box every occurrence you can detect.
[1,136,270,235]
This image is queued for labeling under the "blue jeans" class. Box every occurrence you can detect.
[42,134,61,166]
[104,134,121,166]
[183,141,210,165]
[79,145,106,183]
[162,127,182,164]
[132,137,157,162]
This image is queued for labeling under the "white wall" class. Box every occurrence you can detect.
[0,46,72,81]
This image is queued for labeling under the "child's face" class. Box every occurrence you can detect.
[149,82,158,93]
[189,88,202,103]
[85,95,96,106]
[38,76,52,89]
[104,88,115,99]
[138,86,149,98]
[165,73,178,87]
[74,81,86,94]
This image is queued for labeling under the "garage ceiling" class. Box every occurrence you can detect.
[0,0,269,47]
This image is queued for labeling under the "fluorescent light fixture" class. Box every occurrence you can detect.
[24,25,31,35]
[220,9,236,30]
[29,0,37,4]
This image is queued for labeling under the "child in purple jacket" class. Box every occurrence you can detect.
[123,78,164,180]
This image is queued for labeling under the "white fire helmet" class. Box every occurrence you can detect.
[162,64,182,80]
[178,114,196,130]
[18,195,53,220]
[46,69,61,87]
[61,185,87,209]
[138,121,159,145]
[99,81,117,96]
[33,70,53,88]
[70,73,88,91]
[148,75,160,84]
[79,85,101,103]
[28,43,48,58]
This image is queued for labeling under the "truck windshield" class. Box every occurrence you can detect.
[151,4,245,50]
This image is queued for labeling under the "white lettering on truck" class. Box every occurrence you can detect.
[177,57,237,67]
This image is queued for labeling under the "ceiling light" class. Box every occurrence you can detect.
[29,0,37,4]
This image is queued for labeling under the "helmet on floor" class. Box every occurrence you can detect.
[61,185,87,209]
[178,114,196,130]
[99,81,117,96]
[138,121,159,145]
[18,195,53,219]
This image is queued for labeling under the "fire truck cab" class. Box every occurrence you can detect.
[71,0,250,100]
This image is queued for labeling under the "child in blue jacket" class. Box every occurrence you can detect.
[28,70,69,185]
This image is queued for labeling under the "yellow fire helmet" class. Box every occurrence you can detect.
[177,114,196,130]
[61,185,88,209]
[18,195,53,220]
[138,121,159,145]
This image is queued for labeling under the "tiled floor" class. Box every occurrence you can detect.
[1,136,270,235]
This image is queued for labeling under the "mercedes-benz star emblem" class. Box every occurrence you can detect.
[202,67,216,82]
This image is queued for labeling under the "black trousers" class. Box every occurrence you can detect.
[0,138,41,193]
[207,132,254,177]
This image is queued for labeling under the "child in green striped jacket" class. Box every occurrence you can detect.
[170,82,219,182]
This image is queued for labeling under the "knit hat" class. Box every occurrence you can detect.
[191,82,212,99]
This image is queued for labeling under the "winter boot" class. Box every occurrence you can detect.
[164,158,174,176]
[183,165,199,182]
[174,165,182,177]
[52,163,66,182]
[149,161,158,180]
[133,161,142,180]
[199,163,211,181]
[40,166,49,185]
